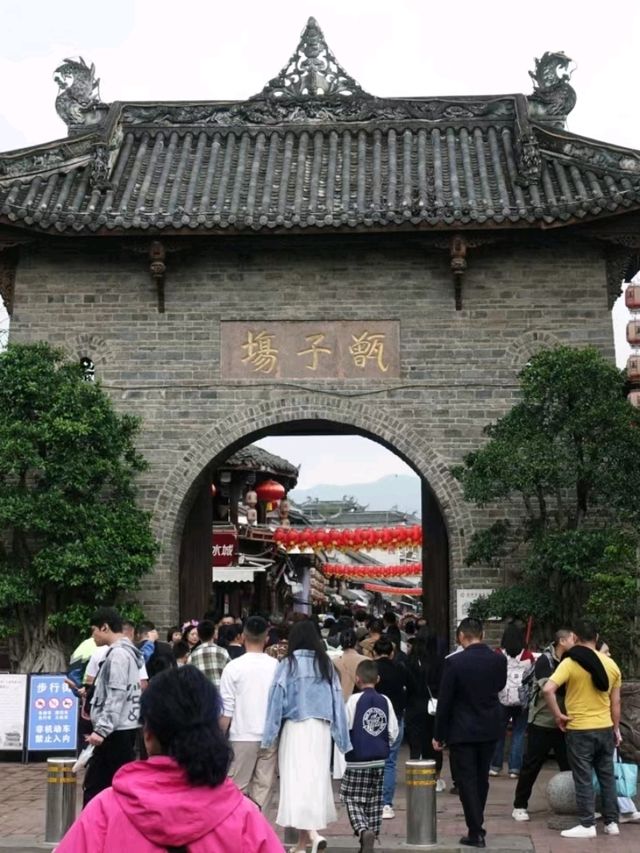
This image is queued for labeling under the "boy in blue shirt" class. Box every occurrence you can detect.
[340,659,399,853]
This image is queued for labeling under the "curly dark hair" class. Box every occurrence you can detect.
[140,665,232,787]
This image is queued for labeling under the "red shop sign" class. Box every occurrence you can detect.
[211,530,238,567]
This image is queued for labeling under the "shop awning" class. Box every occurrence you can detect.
[213,567,266,583]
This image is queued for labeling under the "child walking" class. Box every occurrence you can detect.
[340,660,399,853]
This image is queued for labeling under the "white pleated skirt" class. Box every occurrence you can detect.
[276,718,337,830]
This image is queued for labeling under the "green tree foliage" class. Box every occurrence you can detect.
[453,347,640,668]
[0,343,157,671]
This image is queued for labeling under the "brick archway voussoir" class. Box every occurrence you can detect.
[153,394,472,594]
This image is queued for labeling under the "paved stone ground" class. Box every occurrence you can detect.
[1,751,639,852]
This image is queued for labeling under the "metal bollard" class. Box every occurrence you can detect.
[405,759,437,847]
[45,758,77,843]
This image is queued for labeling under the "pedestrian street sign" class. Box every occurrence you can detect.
[26,675,78,752]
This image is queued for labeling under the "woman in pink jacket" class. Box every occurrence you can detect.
[56,665,284,853]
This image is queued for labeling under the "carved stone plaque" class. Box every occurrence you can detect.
[220,321,400,380]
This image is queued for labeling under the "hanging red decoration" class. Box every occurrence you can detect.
[273,524,422,553]
[255,479,286,504]
[210,482,217,498]
[364,583,423,596]
[323,563,422,578]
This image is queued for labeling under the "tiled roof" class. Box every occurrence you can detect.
[222,445,299,482]
[1,19,640,235]
[318,510,422,527]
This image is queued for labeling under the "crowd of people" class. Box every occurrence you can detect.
[56,606,636,851]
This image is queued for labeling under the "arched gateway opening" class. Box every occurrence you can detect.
[154,396,472,638]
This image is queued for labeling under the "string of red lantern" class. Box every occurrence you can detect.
[364,583,423,596]
[274,524,422,553]
[323,563,422,578]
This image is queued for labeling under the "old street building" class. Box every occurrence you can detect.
[1,19,639,635]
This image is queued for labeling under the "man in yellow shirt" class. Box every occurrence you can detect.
[543,619,622,840]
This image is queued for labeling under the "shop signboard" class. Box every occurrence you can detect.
[26,675,78,752]
[0,673,28,751]
[212,529,238,568]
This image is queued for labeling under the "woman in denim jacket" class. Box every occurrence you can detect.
[263,619,351,853]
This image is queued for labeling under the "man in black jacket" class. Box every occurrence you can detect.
[433,618,507,848]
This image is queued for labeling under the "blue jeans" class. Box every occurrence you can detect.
[383,716,404,806]
[491,705,527,773]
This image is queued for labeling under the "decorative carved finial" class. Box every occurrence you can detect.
[527,51,576,125]
[88,143,111,191]
[54,57,102,128]
[257,17,368,99]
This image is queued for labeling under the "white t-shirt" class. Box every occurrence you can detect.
[86,644,148,681]
[219,652,278,742]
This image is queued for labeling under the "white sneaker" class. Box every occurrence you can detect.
[382,805,395,819]
[620,811,640,823]
[604,822,620,836]
[512,808,530,822]
[436,778,446,793]
[489,769,499,777]
[560,825,597,838]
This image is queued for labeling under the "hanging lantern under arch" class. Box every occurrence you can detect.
[255,478,286,511]
[210,482,217,498]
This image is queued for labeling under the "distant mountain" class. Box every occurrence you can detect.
[290,474,421,517]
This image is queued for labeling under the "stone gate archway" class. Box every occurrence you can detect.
[152,394,473,633]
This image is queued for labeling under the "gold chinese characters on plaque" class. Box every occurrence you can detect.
[220,321,400,380]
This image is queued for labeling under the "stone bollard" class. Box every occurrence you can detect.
[406,759,437,847]
[44,758,77,843]
[546,770,603,831]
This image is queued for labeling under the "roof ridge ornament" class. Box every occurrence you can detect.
[256,17,369,100]
[54,57,107,132]
[527,51,576,126]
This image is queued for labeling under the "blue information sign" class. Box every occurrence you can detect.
[27,675,78,751]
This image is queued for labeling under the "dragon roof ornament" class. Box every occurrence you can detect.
[255,17,369,100]
[527,51,576,126]
[54,57,107,131]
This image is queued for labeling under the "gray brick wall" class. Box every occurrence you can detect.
[10,235,614,630]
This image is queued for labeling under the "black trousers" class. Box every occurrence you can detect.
[449,741,495,839]
[405,708,443,773]
[83,729,137,806]
[513,724,569,809]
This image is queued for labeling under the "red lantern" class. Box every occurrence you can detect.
[255,479,286,504]
[627,355,640,384]
[625,285,640,310]
[627,320,640,346]
[210,482,217,498]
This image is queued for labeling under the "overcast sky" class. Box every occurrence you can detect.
[1,0,637,486]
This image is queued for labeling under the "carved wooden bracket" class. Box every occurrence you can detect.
[581,221,640,308]
[450,235,467,311]
[0,246,19,316]
[604,246,637,308]
[149,240,166,313]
